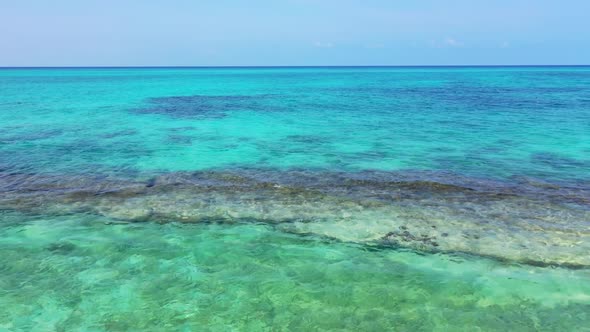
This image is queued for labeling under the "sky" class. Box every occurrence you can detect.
[1,0,589,66]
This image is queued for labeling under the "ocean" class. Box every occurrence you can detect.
[1,66,589,330]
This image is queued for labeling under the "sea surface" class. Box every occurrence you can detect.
[1,66,589,331]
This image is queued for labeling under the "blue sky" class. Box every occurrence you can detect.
[1,0,589,66]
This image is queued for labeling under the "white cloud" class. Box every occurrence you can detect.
[313,41,334,48]
[364,43,385,49]
[429,37,464,48]
[444,37,463,47]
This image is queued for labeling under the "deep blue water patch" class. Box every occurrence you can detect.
[133,94,279,119]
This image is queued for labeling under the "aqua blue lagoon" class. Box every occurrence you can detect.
[1,67,589,330]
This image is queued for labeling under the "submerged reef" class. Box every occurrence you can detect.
[1,169,589,268]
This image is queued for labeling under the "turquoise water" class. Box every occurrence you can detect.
[1,67,589,330]
[1,67,589,180]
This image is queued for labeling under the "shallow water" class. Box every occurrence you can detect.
[1,66,589,330]
[1,213,589,331]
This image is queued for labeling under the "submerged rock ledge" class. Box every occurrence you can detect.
[1,170,589,268]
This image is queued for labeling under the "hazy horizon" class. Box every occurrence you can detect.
[1,65,590,69]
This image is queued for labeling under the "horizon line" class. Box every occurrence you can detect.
[1,64,589,69]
